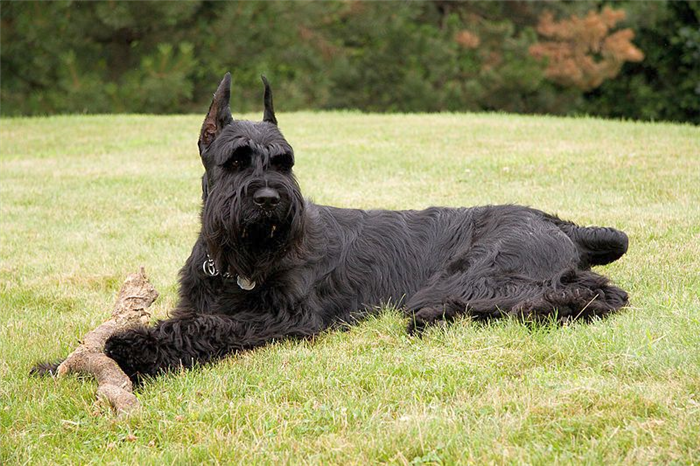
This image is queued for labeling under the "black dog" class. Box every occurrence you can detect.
[36,73,629,381]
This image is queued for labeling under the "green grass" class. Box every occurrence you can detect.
[1,112,699,465]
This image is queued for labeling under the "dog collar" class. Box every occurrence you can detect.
[203,254,256,291]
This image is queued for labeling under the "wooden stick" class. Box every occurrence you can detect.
[57,267,158,414]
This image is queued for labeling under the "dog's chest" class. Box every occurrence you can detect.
[212,272,310,315]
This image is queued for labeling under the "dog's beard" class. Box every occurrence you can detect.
[239,206,289,248]
[202,192,302,282]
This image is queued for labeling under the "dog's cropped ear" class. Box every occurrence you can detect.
[199,72,233,154]
[261,75,277,126]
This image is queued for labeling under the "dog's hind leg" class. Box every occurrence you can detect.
[405,268,628,334]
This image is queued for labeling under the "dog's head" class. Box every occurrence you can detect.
[197,73,305,281]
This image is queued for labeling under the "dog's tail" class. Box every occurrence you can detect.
[570,226,628,268]
[545,214,629,269]
[548,216,629,268]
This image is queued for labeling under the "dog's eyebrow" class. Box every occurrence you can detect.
[241,141,266,155]
[217,137,249,152]
[267,143,293,157]
[218,140,252,158]
[231,138,252,149]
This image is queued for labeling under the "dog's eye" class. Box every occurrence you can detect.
[271,153,293,171]
[222,147,252,171]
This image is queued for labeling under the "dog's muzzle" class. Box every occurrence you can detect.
[253,187,280,211]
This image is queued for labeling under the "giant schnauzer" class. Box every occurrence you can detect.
[35,73,629,382]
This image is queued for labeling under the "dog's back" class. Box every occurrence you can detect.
[306,203,628,324]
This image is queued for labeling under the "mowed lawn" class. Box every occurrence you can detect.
[1,112,699,465]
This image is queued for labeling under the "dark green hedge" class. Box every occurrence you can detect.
[2,1,697,123]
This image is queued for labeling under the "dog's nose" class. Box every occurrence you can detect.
[253,187,280,209]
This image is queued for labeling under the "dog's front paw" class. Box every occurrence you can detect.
[30,360,64,377]
[104,327,159,381]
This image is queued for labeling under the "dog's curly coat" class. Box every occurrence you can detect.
[35,73,629,382]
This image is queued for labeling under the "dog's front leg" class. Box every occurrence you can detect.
[104,312,318,382]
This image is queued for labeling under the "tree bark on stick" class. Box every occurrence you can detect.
[57,267,158,414]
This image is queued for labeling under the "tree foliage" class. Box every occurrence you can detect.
[582,1,700,123]
[1,1,697,123]
[529,7,644,91]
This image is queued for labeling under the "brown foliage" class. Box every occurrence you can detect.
[529,7,644,91]
[298,25,339,61]
[455,30,480,49]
